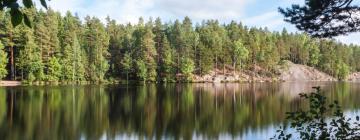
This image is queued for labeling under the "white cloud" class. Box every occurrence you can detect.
[154,0,251,21]
[45,0,251,24]
[336,33,360,45]
[242,11,284,29]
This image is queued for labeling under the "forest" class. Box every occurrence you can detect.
[0,8,359,83]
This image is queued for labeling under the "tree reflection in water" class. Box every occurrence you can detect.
[0,82,359,139]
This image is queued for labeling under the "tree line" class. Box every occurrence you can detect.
[0,8,359,83]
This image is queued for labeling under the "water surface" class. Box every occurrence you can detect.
[0,82,359,140]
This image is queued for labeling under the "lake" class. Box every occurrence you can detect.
[0,82,360,140]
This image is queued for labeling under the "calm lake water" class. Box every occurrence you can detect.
[0,82,360,140]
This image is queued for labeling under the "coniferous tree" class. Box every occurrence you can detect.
[106,16,123,77]
[0,41,7,79]
[73,36,86,82]
[47,57,61,81]
[0,12,16,80]
[120,52,132,83]
[17,32,44,81]
[83,16,110,82]
[197,43,213,76]
[180,57,195,81]
[1,8,360,83]
[158,36,174,82]
[232,39,249,74]
[133,19,157,82]
[308,41,320,66]
[135,59,147,82]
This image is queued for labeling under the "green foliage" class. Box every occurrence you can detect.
[135,59,147,81]
[61,35,85,81]
[0,41,7,79]
[120,52,132,82]
[0,0,48,27]
[308,41,320,66]
[279,0,359,37]
[47,57,61,81]
[0,7,359,83]
[232,39,249,71]
[180,57,195,81]
[197,43,213,75]
[16,32,44,81]
[158,36,174,82]
[336,61,350,80]
[273,87,360,140]
[83,16,110,82]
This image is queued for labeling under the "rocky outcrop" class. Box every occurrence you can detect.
[346,72,360,81]
[193,67,275,83]
[193,61,337,83]
[0,81,22,86]
[278,61,337,81]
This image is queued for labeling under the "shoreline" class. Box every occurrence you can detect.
[0,79,351,87]
[0,81,22,86]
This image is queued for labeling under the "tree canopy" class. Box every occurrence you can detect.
[0,0,48,27]
[279,0,360,38]
[0,8,360,83]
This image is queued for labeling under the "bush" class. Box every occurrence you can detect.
[272,87,360,140]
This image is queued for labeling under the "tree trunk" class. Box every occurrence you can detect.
[10,46,14,80]
[126,72,129,84]
[215,55,218,76]
[233,61,236,75]
[177,55,180,74]
[21,69,23,81]
[223,63,225,74]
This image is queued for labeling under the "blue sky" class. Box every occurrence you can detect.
[45,0,359,45]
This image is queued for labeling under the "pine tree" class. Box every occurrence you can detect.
[61,34,85,81]
[180,57,195,81]
[158,36,174,82]
[337,61,349,80]
[47,57,61,82]
[308,41,320,66]
[247,28,261,71]
[73,36,86,82]
[133,20,157,82]
[0,12,16,80]
[169,20,184,73]
[0,41,7,79]
[143,27,157,81]
[59,12,85,82]
[83,16,110,82]
[135,59,147,82]
[120,52,132,83]
[106,16,123,77]
[232,39,249,74]
[1,8,360,83]
[17,33,44,82]
[197,43,213,75]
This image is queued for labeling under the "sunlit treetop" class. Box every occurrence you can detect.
[279,0,360,38]
[0,0,48,27]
